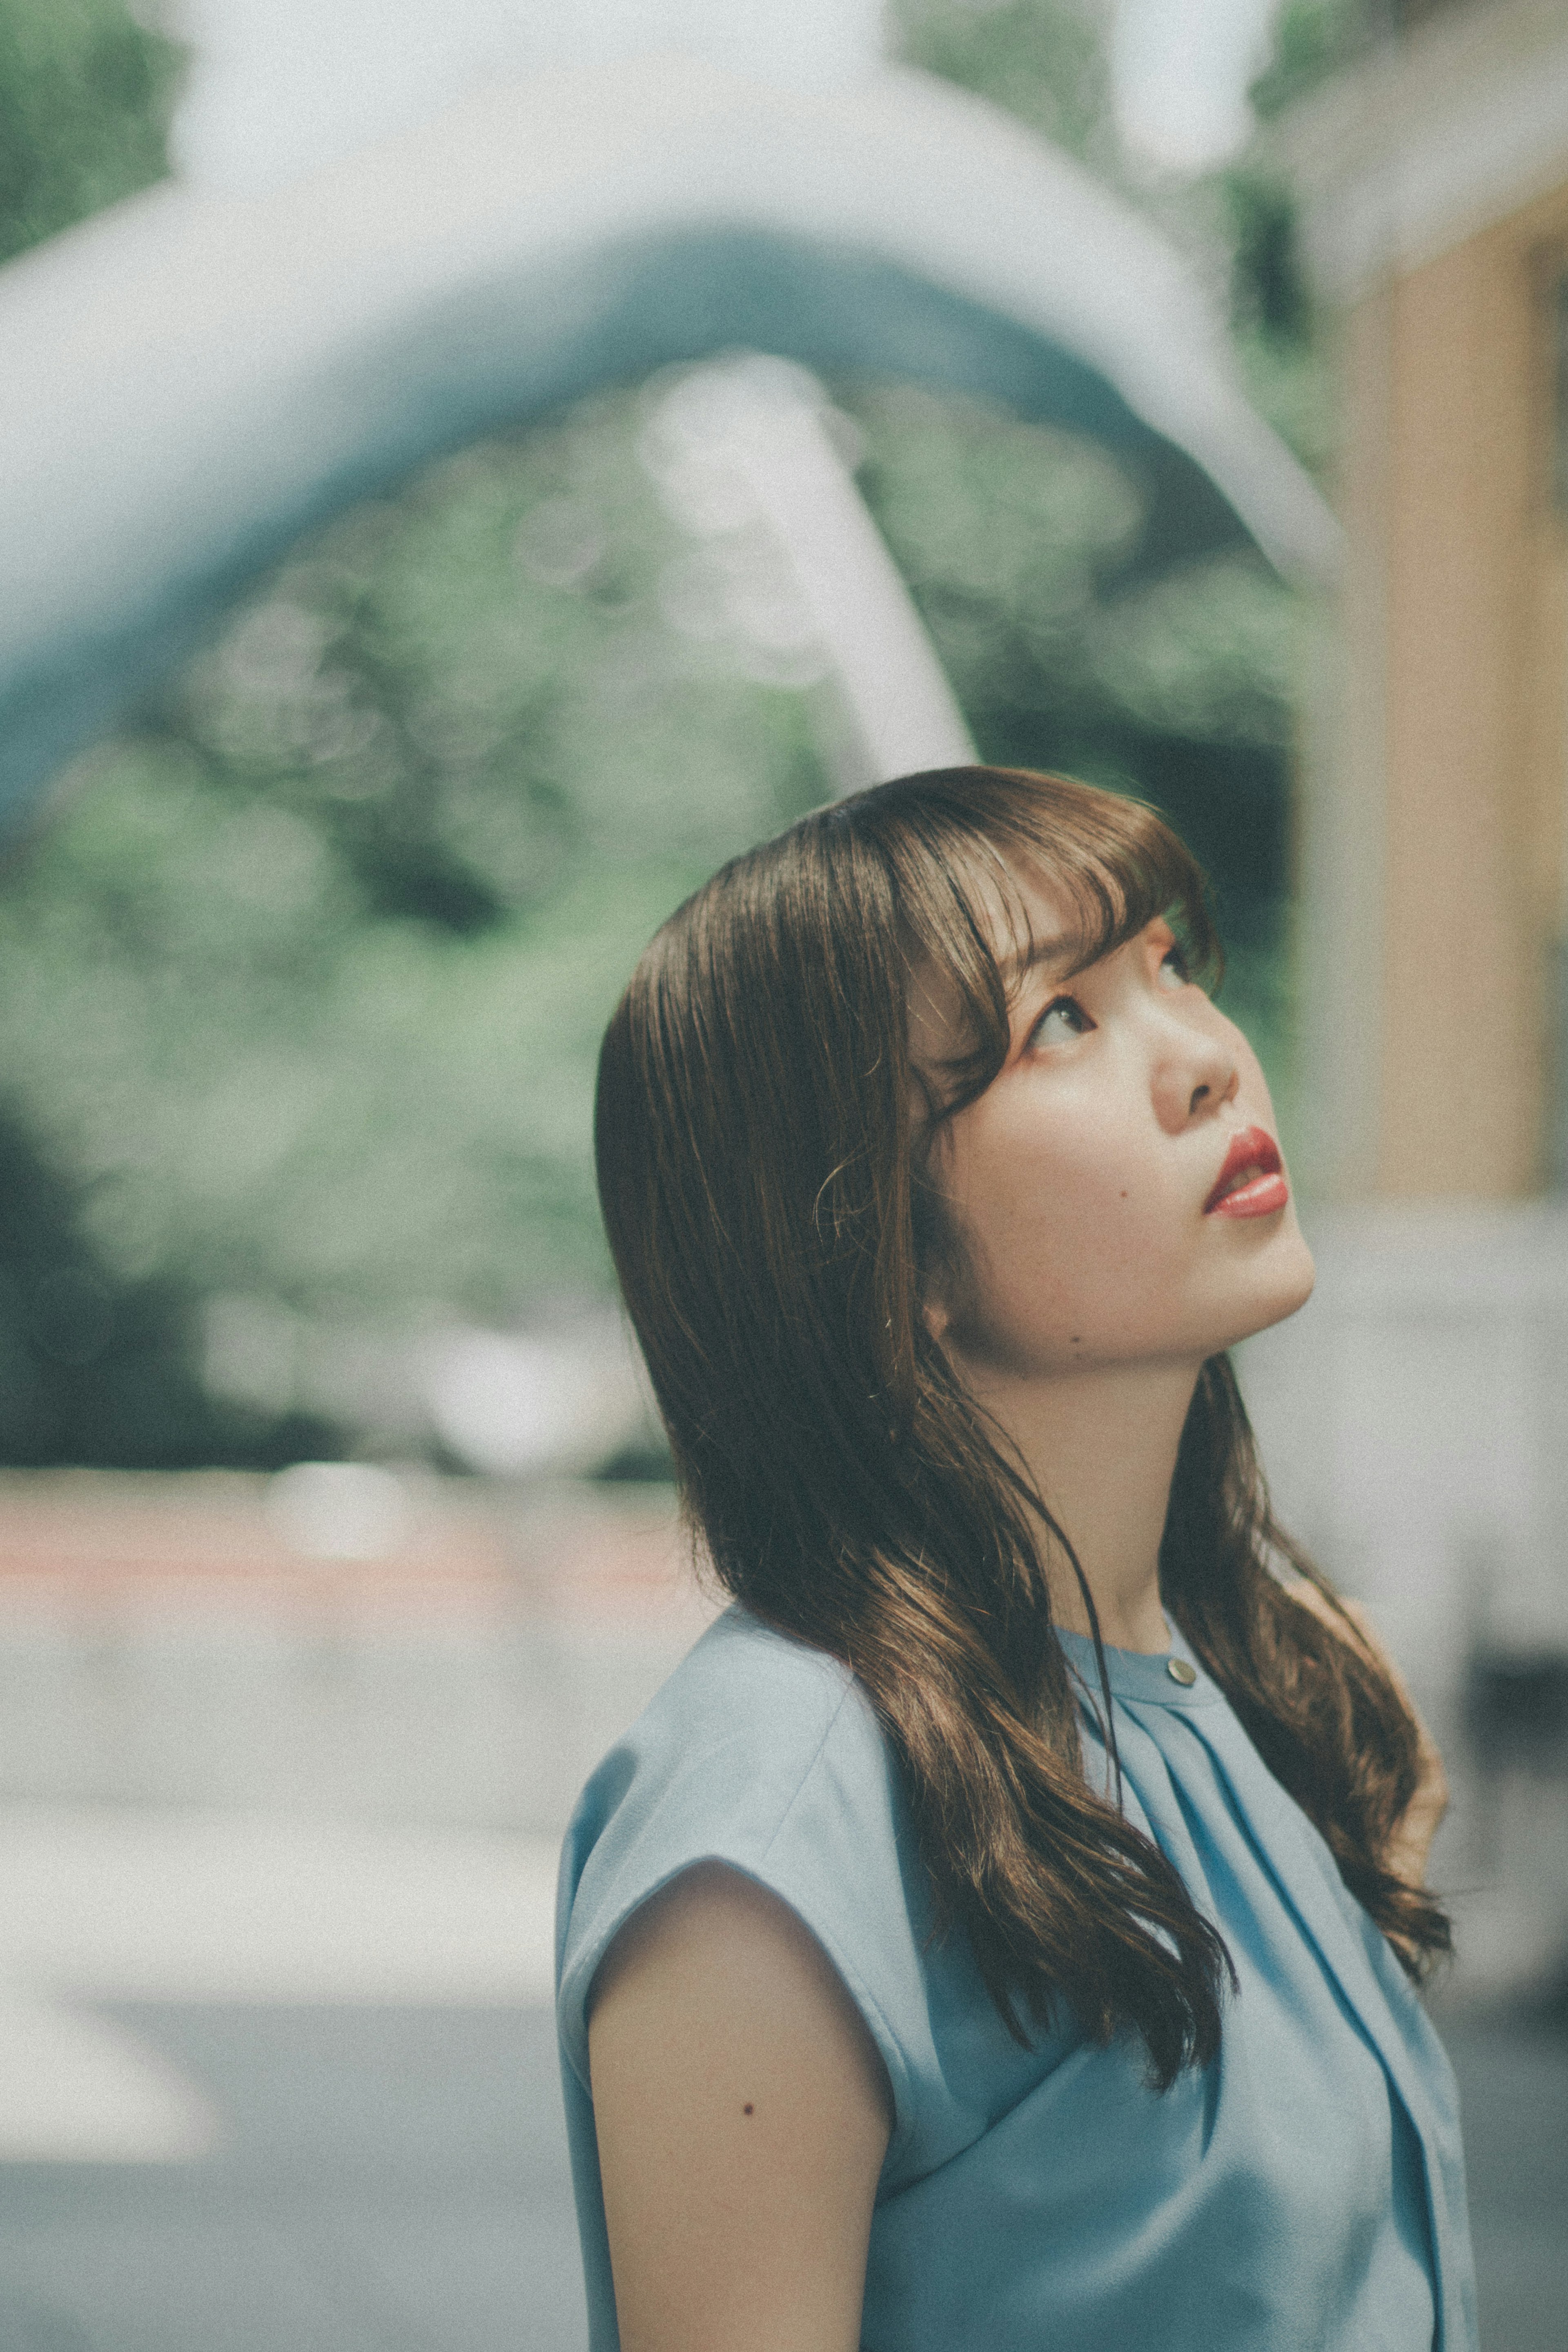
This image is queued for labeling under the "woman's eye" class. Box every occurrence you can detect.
[1029,995,1093,1047]
[1159,942,1192,988]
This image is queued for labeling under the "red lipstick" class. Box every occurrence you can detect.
[1204,1125,1288,1219]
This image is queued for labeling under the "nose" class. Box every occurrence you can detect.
[1150,1007,1239,1137]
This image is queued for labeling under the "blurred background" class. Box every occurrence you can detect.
[0,0,1564,2345]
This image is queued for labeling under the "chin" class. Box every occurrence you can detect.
[1216,1229,1316,1349]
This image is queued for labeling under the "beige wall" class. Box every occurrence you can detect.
[1327,184,1568,1196]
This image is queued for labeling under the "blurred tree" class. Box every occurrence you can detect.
[1249,0,1368,123]
[1228,174,1307,344]
[0,0,181,263]
[0,395,833,1324]
[846,382,1303,994]
[1222,0,1369,473]
[0,381,1301,1346]
[0,1096,339,1467]
[886,0,1344,473]
[889,0,1114,166]
[0,0,1313,1463]
[0,0,267,1465]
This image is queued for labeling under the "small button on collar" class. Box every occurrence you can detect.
[1166,1656,1197,1687]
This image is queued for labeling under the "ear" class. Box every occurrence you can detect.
[919,1288,951,1346]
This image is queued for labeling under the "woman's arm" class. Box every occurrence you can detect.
[587,1860,894,2352]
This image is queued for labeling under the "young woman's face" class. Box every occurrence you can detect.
[914,865,1315,1378]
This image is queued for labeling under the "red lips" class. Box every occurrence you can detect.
[1203,1126,1288,1219]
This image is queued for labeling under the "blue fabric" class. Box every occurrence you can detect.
[556,1605,1477,2352]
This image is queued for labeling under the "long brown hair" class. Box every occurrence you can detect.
[594,767,1450,2089]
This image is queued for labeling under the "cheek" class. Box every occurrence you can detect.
[963,1083,1163,1236]
[949,1096,1185,1324]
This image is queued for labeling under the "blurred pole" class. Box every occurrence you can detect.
[643,356,976,792]
[1552,270,1568,1193]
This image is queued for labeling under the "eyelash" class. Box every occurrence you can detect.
[1030,994,1091,1045]
[1026,943,1191,1048]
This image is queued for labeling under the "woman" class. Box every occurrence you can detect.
[556,767,1473,2352]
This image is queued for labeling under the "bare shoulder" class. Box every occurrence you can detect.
[587,1859,895,2159]
[588,1862,893,2352]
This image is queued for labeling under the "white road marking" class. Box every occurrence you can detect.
[0,1805,559,2005]
[0,1982,221,2163]
[0,1805,561,2162]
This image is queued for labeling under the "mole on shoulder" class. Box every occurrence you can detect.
[743,2103,755,2116]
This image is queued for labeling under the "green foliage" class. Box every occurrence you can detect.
[159,402,823,930]
[0,0,181,265]
[1249,0,1368,123]
[0,388,834,1324]
[1221,0,1366,476]
[0,1094,340,1467]
[887,0,1113,163]
[1226,174,1308,343]
[0,750,708,1311]
[847,383,1305,943]
[0,1,1316,1461]
[0,378,1305,1367]
[887,0,1341,479]
[1229,313,1335,478]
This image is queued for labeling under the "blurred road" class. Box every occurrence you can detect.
[0,1474,679,2350]
[0,2004,584,2352]
[0,1984,1561,2352]
[0,1474,1562,2350]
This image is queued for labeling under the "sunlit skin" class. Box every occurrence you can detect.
[586,862,1443,2352]
[589,1864,893,2352]
[913,864,1316,1653]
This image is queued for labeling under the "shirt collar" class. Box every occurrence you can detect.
[1054,1617,1219,1708]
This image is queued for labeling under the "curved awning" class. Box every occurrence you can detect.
[0,54,1338,823]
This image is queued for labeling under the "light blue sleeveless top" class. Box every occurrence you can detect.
[556,1605,1477,2352]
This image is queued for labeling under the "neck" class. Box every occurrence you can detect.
[951,1353,1203,1653]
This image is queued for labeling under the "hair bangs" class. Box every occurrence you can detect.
[849,767,1220,1129]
